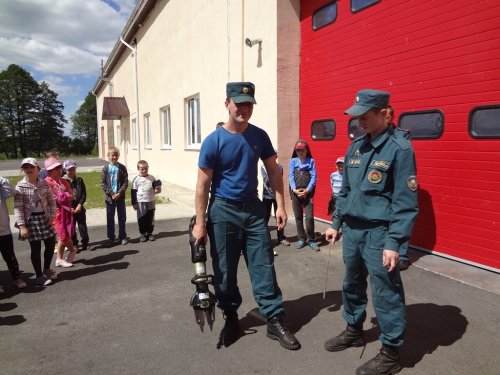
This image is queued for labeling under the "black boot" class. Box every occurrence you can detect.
[356,344,402,375]
[324,324,365,352]
[266,315,301,350]
[220,310,240,347]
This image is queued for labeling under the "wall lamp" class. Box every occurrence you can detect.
[245,38,262,48]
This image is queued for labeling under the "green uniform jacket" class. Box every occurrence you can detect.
[332,126,419,252]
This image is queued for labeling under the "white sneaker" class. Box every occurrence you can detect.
[43,269,58,280]
[55,259,73,268]
[35,275,52,286]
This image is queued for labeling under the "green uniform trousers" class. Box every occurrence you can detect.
[207,197,284,318]
[342,220,406,347]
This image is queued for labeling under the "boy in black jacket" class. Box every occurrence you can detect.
[63,160,90,251]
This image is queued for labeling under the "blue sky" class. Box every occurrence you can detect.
[0,0,136,135]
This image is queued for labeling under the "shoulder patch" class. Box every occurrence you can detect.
[407,175,418,191]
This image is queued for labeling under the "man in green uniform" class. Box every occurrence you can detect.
[324,89,418,375]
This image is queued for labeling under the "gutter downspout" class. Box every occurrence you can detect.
[120,36,141,160]
[92,63,113,159]
[241,0,245,81]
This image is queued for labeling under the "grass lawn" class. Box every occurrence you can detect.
[5,172,165,215]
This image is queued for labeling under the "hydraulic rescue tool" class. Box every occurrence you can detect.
[188,216,217,332]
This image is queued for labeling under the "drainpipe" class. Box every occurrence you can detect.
[241,0,245,81]
[120,35,141,160]
[91,60,114,159]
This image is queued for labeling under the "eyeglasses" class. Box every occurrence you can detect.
[295,148,306,152]
[21,165,35,169]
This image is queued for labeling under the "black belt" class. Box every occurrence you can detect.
[213,197,254,210]
[344,216,388,229]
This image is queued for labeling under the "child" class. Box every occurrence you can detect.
[14,158,58,286]
[0,176,27,291]
[261,152,290,256]
[328,157,344,216]
[288,139,319,251]
[39,148,59,180]
[131,160,161,242]
[63,160,90,251]
[44,157,77,267]
[101,147,128,247]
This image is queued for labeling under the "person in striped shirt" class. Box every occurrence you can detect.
[327,157,344,216]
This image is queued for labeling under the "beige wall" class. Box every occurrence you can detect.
[96,0,300,201]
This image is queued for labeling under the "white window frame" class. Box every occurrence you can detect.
[185,94,201,148]
[144,112,152,149]
[160,105,172,149]
[132,118,138,149]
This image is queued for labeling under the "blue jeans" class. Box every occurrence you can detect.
[106,198,127,241]
[207,197,284,318]
[342,220,406,347]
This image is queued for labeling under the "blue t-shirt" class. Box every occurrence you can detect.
[198,124,275,201]
[108,163,119,193]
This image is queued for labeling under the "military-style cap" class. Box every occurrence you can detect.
[226,82,257,104]
[345,89,390,116]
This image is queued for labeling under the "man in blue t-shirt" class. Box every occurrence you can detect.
[193,82,301,351]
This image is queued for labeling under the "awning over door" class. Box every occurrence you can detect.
[102,97,130,120]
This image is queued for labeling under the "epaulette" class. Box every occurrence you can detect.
[353,133,367,143]
[390,131,411,150]
[394,127,412,141]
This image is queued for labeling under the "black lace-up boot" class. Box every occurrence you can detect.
[356,344,402,375]
[220,310,240,346]
[266,315,301,350]
[324,324,365,352]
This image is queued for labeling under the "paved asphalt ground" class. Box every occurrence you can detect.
[1,159,499,374]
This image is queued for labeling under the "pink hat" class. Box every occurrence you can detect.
[336,157,345,164]
[45,157,62,171]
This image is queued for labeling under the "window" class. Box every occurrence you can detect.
[351,0,380,13]
[311,119,335,140]
[348,118,365,140]
[399,110,444,139]
[160,105,172,148]
[469,105,500,138]
[186,95,201,147]
[313,1,337,30]
[144,113,152,149]
[132,118,138,149]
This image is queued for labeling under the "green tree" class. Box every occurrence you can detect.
[30,81,66,156]
[71,91,97,154]
[0,64,40,158]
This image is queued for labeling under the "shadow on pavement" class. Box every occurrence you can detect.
[55,262,130,282]
[0,314,26,326]
[76,250,139,266]
[238,290,343,334]
[215,290,342,349]
[366,303,468,368]
[0,301,26,326]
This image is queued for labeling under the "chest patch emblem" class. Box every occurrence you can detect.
[367,170,383,184]
[348,158,361,166]
[370,160,391,171]
[407,175,418,191]
[354,149,361,157]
